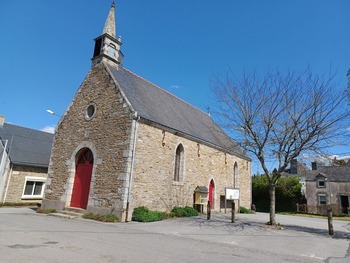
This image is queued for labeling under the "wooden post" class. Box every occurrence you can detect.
[231,201,235,223]
[327,208,334,236]
[225,198,227,213]
[207,201,211,220]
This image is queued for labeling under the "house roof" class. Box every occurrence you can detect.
[305,166,350,182]
[0,123,54,168]
[106,64,248,159]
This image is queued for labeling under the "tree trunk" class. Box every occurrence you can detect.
[269,183,276,225]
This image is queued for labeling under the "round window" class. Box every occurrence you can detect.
[85,104,96,120]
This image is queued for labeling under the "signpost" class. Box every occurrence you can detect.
[226,188,240,200]
[226,188,240,223]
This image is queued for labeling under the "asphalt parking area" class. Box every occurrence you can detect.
[125,212,350,262]
[0,207,349,262]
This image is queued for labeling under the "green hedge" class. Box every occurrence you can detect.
[132,206,199,222]
[239,206,254,214]
[171,206,199,217]
[252,174,302,213]
[132,206,164,222]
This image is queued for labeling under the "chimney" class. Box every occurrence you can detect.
[311,162,317,171]
[290,159,298,174]
[0,116,4,127]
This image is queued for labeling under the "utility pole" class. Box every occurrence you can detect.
[326,177,334,235]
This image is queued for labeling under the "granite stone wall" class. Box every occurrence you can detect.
[129,123,251,217]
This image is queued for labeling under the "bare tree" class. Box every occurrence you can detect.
[213,69,349,225]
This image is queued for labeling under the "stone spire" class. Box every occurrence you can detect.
[103,2,116,38]
[92,2,123,67]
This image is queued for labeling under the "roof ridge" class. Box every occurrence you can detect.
[123,67,210,117]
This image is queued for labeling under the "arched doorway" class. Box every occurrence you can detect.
[209,179,215,209]
[71,148,93,209]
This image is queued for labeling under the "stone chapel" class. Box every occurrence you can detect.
[41,3,252,222]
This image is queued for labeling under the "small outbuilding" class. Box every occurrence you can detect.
[0,119,54,203]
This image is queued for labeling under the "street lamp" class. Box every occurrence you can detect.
[46,109,61,118]
[324,176,334,235]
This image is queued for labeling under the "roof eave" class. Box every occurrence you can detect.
[11,161,49,168]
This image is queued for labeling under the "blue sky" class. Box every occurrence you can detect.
[1,1,349,170]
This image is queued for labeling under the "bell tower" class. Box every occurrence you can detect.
[92,2,123,67]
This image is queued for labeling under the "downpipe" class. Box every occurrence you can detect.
[125,116,139,222]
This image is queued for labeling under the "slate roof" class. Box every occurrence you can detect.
[305,166,350,182]
[0,123,54,168]
[106,64,248,159]
[195,186,209,192]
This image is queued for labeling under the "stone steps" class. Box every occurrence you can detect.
[49,207,86,219]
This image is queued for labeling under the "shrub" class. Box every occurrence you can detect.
[252,174,302,212]
[171,206,185,217]
[132,206,164,222]
[239,206,253,214]
[82,212,119,223]
[171,206,199,217]
[184,206,199,217]
[163,212,175,219]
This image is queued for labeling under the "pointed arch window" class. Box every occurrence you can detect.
[234,162,239,188]
[174,144,184,182]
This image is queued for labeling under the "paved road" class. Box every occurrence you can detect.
[0,207,349,263]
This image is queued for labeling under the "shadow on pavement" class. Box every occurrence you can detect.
[179,214,350,240]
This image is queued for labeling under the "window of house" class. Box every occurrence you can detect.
[234,162,238,188]
[318,194,327,205]
[317,179,325,188]
[174,144,184,182]
[22,177,46,199]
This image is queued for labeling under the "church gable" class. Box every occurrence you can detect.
[45,63,134,204]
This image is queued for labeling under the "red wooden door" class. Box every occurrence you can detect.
[71,149,93,209]
[209,180,215,209]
